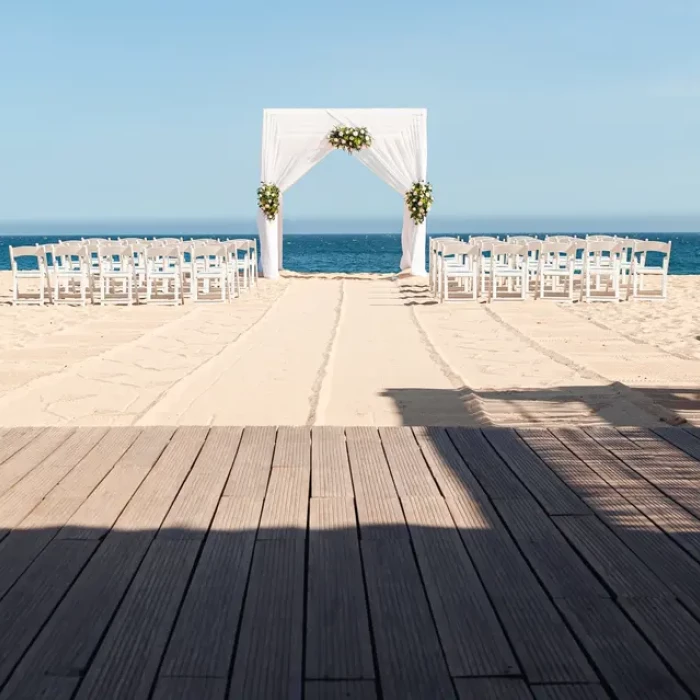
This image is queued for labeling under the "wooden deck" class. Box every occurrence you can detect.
[1,426,700,699]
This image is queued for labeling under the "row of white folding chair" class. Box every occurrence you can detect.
[9,241,250,305]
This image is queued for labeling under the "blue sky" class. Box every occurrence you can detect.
[1,0,699,226]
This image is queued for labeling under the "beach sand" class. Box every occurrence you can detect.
[0,271,698,427]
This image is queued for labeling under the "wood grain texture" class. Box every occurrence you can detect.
[311,426,353,497]
[307,498,374,680]
[75,540,201,700]
[229,539,306,700]
[305,681,378,700]
[273,426,311,469]
[224,426,276,498]
[482,428,590,515]
[402,497,520,677]
[59,426,174,539]
[455,678,533,699]
[159,426,242,539]
[379,427,440,498]
[557,596,690,700]
[361,537,456,700]
[160,497,262,679]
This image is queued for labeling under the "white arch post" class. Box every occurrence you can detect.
[257,108,429,279]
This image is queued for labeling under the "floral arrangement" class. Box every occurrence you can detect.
[405,181,434,224]
[328,125,372,153]
[257,182,280,221]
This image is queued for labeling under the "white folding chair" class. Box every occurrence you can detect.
[489,242,529,301]
[49,244,92,305]
[190,244,228,302]
[9,245,50,305]
[96,244,136,305]
[538,241,577,300]
[581,240,623,302]
[627,240,672,301]
[439,241,480,301]
[145,245,184,305]
[429,237,460,296]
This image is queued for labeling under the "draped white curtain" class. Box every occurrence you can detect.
[258,108,428,278]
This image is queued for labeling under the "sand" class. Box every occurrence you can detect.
[0,271,698,427]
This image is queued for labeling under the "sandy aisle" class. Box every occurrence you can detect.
[139,279,342,425]
[315,280,463,425]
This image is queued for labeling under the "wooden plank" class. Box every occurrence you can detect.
[0,428,139,600]
[0,540,96,687]
[615,484,700,563]
[1,429,205,697]
[0,427,107,538]
[355,495,407,540]
[311,426,353,497]
[446,427,532,500]
[402,497,520,677]
[492,499,609,599]
[553,515,669,598]
[229,539,306,699]
[0,427,73,497]
[258,467,310,539]
[574,489,700,612]
[584,426,639,452]
[74,540,200,700]
[618,426,682,453]
[446,495,553,598]
[550,428,614,460]
[455,678,533,699]
[223,426,276,498]
[108,426,208,533]
[482,429,590,515]
[447,497,596,683]
[414,426,492,503]
[360,537,455,699]
[621,597,700,696]
[0,427,44,468]
[379,427,440,497]
[273,426,311,468]
[160,497,262,679]
[655,426,700,461]
[159,426,242,539]
[345,427,397,500]
[60,426,174,539]
[152,677,226,700]
[556,596,690,700]
[306,498,374,680]
[305,681,377,700]
[347,426,407,540]
[532,686,609,700]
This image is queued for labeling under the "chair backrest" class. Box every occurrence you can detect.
[545,235,578,243]
[146,245,181,262]
[440,241,479,258]
[541,240,576,256]
[587,234,618,242]
[9,245,46,272]
[633,239,672,256]
[51,244,88,272]
[98,244,133,267]
[507,235,539,244]
[152,238,182,245]
[431,237,459,251]
[119,238,145,245]
[585,240,623,255]
[491,242,528,257]
[191,244,228,259]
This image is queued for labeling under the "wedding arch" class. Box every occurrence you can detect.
[256,108,430,279]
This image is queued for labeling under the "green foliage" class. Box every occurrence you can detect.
[328,125,372,153]
[405,181,434,224]
[257,182,280,221]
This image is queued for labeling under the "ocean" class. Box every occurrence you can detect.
[1,232,699,275]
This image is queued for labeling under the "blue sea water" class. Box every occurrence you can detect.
[1,232,699,275]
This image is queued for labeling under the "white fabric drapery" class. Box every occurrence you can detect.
[258,108,428,278]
